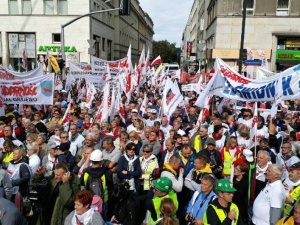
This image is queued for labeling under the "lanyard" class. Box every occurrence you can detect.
[191,190,212,217]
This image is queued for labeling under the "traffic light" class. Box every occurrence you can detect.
[119,0,130,16]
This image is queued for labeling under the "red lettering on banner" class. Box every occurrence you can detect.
[1,82,37,97]
[220,65,249,84]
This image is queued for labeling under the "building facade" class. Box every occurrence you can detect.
[182,0,300,73]
[0,0,154,72]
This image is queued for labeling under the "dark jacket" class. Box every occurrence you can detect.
[54,151,75,171]
[198,148,223,178]
[80,166,113,192]
[159,149,177,168]
[117,155,142,189]
[34,172,81,225]
[0,197,28,225]
[113,197,139,225]
[174,151,196,178]
[9,157,31,197]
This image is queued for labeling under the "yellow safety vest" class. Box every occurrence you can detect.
[193,135,207,153]
[83,172,108,202]
[222,147,241,175]
[283,185,300,215]
[148,191,178,225]
[203,202,239,225]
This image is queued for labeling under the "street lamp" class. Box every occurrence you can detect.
[238,0,247,75]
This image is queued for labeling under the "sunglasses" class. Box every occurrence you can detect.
[128,148,136,151]
[143,150,151,153]
[61,136,68,138]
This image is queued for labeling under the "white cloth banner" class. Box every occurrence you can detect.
[91,56,126,76]
[196,57,300,103]
[0,73,54,104]
[0,65,43,80]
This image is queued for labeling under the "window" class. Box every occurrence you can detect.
[102,38,106,51]
[9,0,18,14]
[245,0,254,15]
[58,0,68,15]
[277,0,289,16]
[22,0,32,14]
[52,34,61,43]
[45,0,54,15]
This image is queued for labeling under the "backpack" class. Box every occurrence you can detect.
[88,176,104,200]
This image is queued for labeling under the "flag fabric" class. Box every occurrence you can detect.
[65,74,76,93]
[55,75,63,90]
[110,87,116,118]
[22,48,28,69]
[162,78,183,117]
[137,48,146,86]
[115,91,125,123]
[94,104,103,124]
[145,48,151,72]
[48,55,61,73]
[62,103,71,131]
[203,95,212,117]
[250,102,258,142]
[67,91,71,103]
[151,55,162,67]
[86,82,97,108]
[257,49,269,70]
[103,64,112,82]
[139,93,148,116]
[246,47,254,79]
[189,110,203,138]
[101,83,110,122]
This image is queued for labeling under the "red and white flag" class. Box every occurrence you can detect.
[55,75,63,90]
[103,64,112,82]
[151,55,162,67]
[162,78,183,117]
[115,91,125,123]
[62,103,71,131]
[139,94,148,115]
[189,110,204,138]
[145,48,151,72]
[85,82,97,108]
[22,48,28,69]
[101,83,110,123]
[110,87,116,117]
[137,48,146,86]
[94,104,103,124]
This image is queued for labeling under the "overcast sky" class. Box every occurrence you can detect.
[139,0,194,47]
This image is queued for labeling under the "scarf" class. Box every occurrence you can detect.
[141,154,156,172]
[123,154,138,172]
[163,163,177,176]
[71,208,94,225]
[256,161,272,181]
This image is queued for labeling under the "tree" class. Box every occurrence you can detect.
[152,40,180,64]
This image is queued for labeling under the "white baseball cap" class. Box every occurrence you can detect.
[243,149,253,162]
[90,149,103,161]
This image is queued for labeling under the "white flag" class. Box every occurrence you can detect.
[162,78,183,117]
[62,103,71,131]
[85,82,97,108]
[250,102,258,142]
[101,83,110,123]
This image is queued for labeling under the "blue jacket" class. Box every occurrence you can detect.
[186,190,217,219]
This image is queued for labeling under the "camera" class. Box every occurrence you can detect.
[186,215,194,225]
[29,179,49,214]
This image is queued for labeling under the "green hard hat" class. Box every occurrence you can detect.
[216,179,237,193]
[153,177,173,193]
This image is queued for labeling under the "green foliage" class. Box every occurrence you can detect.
[152,40,181,64]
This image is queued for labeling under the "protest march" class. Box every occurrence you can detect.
[1,45,300,225]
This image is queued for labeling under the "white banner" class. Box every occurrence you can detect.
[0,65,43,80]
[0,73,54,104]
[91,55,126,76]
[196,57,300,104]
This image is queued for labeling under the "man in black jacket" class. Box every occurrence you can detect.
[198,138,223,179]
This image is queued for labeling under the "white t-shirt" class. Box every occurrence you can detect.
[160,124,172,139]
[68,134,85,156]
[28,153,41,175]
[252,180,285,225]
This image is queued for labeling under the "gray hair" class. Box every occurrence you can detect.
[201,174,217,188]
[257,150,271,159]
[143,144,153,152]
[102,136,114,146]
[37,133,46,141]
[269,164,283,178]
[27,143,39,153]
[86,133,96,141]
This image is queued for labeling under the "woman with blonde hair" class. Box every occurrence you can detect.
[157,198,179,225]
[236,124,251,149]
[27,142,41,175]
[129,130,142,155]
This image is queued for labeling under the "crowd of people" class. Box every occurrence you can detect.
[2,82,300,225]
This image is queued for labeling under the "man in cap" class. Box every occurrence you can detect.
[146,109,158,127]
[198,138,223,179]
[76,120,89,137]
[282,161,300,216]
[145,177,178,224]
[54,142,75,170]
[252,164,285,225]
[276,142,300,180]
[203,179,241,224]
[81,149,113,220]
[234,148,254,167]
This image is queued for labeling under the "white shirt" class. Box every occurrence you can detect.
[68,133,85,156]
[252,180,285,225]
[160,124,172,139]
[276,153,300,180]
[238,117,253,129]
[28,154,41,175]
